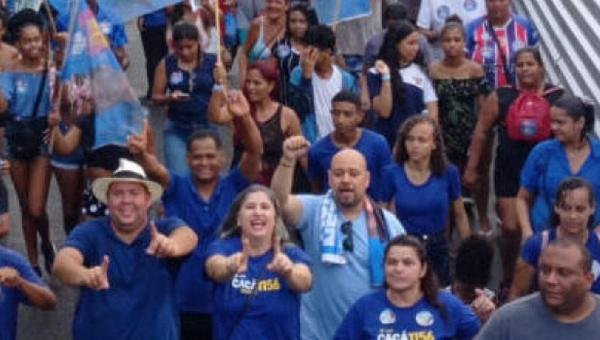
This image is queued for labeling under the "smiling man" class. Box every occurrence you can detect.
[53,159,197,340]
[477,239,600,339]
[129,93,262,340]
[272,136,404,340]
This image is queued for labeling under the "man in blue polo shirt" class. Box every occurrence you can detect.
[53,159,198,340]
[1,245,57,340]
[307,90,392,201]
[128,94,262,340]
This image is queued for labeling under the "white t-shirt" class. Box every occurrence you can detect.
[417,0,487,60]
[312,65,343,138]
[400,63,438,104]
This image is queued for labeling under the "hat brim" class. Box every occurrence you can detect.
[91,177,163,204]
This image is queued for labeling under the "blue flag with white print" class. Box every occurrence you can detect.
[49,0,182,24]
[312,0,371,25]
[60,0,145,149]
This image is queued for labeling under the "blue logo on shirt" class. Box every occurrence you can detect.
[464,0,477,11]
[436,6,451,21]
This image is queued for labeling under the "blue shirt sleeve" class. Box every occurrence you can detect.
[306,144,323,182]
[6,249,46,304]
[519,142,550,193]
[367,71,382,100]
[520,233,542,266]
[109,24,128,48]
[63,222,98,263]
[156,217,186,235]
[284,245,312,267]
[446,165,462,201]
[380,164,397,203]
[441,291,481,339]
[162,171,183,203]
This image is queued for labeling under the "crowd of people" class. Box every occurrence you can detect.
[1,0,600,339]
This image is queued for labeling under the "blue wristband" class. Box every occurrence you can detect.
[382,74,391,81]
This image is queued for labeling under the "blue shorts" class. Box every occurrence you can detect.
[50,123,85,170]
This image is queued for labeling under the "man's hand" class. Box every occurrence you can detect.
[471,288,496,322]
[0,267,22,288]
[146,222,178,258]
[226,90,251,118]
[282,135,310,161]
[81,255,110,290]
[128,119,150,155]
[300,47,319,77]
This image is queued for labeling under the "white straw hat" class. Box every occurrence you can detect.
[92,158,163,204]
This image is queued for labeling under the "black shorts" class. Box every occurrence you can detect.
[494,137,537,197]
[85,145,132,171]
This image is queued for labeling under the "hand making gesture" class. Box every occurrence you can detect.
[267,236,294,277]
[227,237,250,275]
[80,255,110,290]
[146,221,178,258]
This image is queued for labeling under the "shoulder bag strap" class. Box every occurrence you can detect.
[30,67,48,119]
[486,19,512,85]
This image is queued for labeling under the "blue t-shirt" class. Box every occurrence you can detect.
[521,229,600,293]
[0,72,52,119]
[57,8,128,48]
[382,163,461,235]
[164,168,250,314]
[63,216,186,340]
[334,290,480,340]
[295,195,405,340]
[307,129,393,201]
[206,237,312,340]
[0,246,45,340]
[164,53,216,128]
[143,9,168,27]
[520,138,600,232]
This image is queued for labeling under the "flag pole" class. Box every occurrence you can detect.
[214,0,221,64]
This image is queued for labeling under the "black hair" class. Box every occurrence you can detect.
[384,235,446,319]
[383,3,407,27]
[455,236,494,287]
[285,4,317,43]
[332,90,361,110]
[552,94,596,140]
[6,9,46,44]
[514,47,543,67]
[440,14,465,39]
[172,21,200,42]
[377,20,424,104]
[550,177,596,230]
[186,129,223,152]
[0,5,9,30]
[394,115,448,177]
[306,24,335,52]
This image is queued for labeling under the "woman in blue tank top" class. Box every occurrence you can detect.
[152,21,217,175]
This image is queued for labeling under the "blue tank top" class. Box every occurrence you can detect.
[165,53,216,127]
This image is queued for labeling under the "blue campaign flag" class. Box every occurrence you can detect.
[49,0,182,24]
[61,0,145,149]
[312,0,371,25]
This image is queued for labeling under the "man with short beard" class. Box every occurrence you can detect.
[272,136,404,340]
[477,239,600,339]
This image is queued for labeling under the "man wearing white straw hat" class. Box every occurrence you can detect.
[53,158,198,340]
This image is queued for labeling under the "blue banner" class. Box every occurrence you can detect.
[50,0,181,23]
[61,0,145,149]
[313,0,371,25]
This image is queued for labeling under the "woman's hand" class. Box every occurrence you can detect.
[282,135,310,161]
[213,62,228,86]
[226,90,250,118]
[374,60,390,76]
[267,237,294,277]
[227,237,250,274]
[169,90,191,102]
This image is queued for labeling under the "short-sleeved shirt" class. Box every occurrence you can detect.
[519,138,600,232]
[334,290,480,340]
[295,194,405,340]
[466,15,539,88]
[0,72,52,119]
[63,216,186,340]
[368,63,438,146]
[476,293,600,340]
[382,163,461,235]
[163,169,250,314]
[0,246,45,340]
[57,8,128,48]
[206,237,312,340]
[307,129,393,201]
[521,229,600,293]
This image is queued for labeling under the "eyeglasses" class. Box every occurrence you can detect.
[341,221,353,252]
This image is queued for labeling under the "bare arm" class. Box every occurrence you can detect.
[128,120,171,189]
[208,62,234,125]
[151,59,172,106]
[166,226,198,257]
[371,60,393,119]
[271,136,309,226]
[239,20,260,86]
[0,266,56,310]
[426,101,438,122]
[0,213,9,238]
[463,92,499,188]
[516,187,535,241]
[453,198,471,240]
[53,247,102,287]
[509,258,535,301]
[282,263,312,293]
[229,92,263,182]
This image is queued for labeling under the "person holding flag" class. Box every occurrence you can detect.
[53,158,198,340]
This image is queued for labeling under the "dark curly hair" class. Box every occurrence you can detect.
[6,8,46,44]
[394,115,448,177]
[550,177,595,230]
